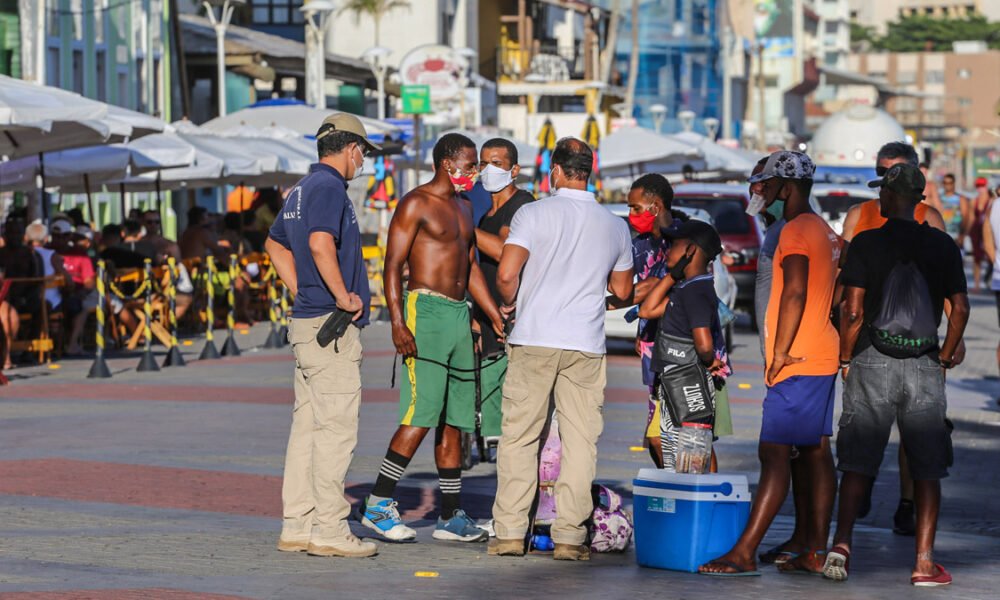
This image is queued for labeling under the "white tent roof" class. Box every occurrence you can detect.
[201,104,402,143]
[0,146,132,191]
[0,75,111,158]
[670,131,760,177]
[600,126,702,171]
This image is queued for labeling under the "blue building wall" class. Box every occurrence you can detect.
[611,0,725,135]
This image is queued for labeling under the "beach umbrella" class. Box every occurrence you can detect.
[200,102,404,147]
[669,131,758,178]
[0,74,110,158]
[581,115,602,196]
[533,119,557,195]
[599,126,703,178]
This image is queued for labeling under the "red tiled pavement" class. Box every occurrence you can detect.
[0,589,253,600]
[0,459,281,518]
[3,383,760,406]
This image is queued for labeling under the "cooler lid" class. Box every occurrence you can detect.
[633,469,750,498]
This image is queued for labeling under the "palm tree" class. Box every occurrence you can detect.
[338,0,412,46]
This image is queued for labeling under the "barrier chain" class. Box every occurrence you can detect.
[220,254,241,357]
[136,258,160,372]
[199,255,221,360]
[162,257,186,368]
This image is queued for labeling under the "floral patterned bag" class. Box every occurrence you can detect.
[589,484,633,553]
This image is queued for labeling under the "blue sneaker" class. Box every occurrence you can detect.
[432,509,488,542]
[360,496,416,542]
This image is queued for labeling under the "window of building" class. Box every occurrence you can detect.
[95,50,106,102]
[895,97,917,112]
[923,97,942,111]
[958,68,971,79]
[958,97,972,107]
[825,21,838,34]
[925,70,944,84]
[824,52,840,65]
[896,71,916,84]
[251,1,305,26]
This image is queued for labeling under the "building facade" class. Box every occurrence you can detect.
[18,0,172,118]
[850,0,1000,34]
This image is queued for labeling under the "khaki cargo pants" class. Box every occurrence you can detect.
[281,315,362,545]
[492,345,607,545]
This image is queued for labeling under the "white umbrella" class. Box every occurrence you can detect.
[0,146,132,191]
[102,104,167,143]
[670,131,760,177]
[599,126,703,173]
[0,74,111,158]
[201,104,402,143]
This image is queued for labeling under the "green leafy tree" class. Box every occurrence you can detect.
[338,0,411,47]
[864,15,1000,52]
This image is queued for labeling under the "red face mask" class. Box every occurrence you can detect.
[628,210,657,234]
[449,167,479,193]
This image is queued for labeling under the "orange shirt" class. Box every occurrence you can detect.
[853,199,928,236]
[765,212,842,384]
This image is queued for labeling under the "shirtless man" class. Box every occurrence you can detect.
[179,206,227,261]
[141,210,182,264]
[359,133,505,543]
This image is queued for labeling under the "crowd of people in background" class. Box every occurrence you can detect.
[0,186,288,370]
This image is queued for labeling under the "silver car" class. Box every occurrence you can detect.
[603,204,738,350]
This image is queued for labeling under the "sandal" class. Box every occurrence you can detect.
[699,559,761,577]
[759,541,800,565]
[823,544,851,582]
[912,563,952,587]
[777,550,826,575]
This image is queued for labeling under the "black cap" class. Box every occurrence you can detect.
[663,219,723,259]
[867,162,926,200]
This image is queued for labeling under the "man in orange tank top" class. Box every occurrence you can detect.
[841,142,946,242]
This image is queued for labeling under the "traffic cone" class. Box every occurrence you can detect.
[136,348,160,372]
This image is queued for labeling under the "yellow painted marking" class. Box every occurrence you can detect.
[414,572,439,578]
[629,446,645,452]
[48,364,61,370]
[240,330,250,335]
[182,340,194,346]
[738,383,752,390]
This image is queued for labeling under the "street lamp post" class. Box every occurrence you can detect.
[678,110,696,133]
[650,103,667,134]
[301,0,337,110]
[362,47,392,120]
[203,0,242,117]
[455,47,478,130]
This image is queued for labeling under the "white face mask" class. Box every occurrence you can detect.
[480,164,514,193]
[350,146,366,181]
[746,192,767,216]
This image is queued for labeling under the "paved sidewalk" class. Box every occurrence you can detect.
[0,297,997,599]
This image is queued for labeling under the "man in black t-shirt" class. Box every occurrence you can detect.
[473,138,534,440]
[827,163,970,586]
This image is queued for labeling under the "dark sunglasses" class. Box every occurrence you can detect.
[144,219,161,225]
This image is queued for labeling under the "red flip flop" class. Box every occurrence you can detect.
[912,563,952,587]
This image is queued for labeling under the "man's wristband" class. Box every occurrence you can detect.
[839,359,851,369]
[939,356,955,369]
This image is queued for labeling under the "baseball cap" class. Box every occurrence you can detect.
[315,113,381,153]
[867,162,926,199]
[975,176,988,187]
[747,150,816,184]
[50,218,74,235]
[663,219,723,259]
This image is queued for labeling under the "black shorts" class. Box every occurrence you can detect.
[995,291,1000,327]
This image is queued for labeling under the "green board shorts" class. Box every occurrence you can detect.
[479,353,507,438]
[400,290,476,431]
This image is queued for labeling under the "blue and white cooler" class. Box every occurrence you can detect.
[632,469,751,572]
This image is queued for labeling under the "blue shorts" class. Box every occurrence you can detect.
[760,375,836,446]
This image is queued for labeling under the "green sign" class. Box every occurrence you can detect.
[401,85,432,115]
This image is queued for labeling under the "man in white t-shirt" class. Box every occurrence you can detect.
[489,137,634,561]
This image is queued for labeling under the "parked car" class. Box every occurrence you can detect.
[603,204,738,350]
[811,183,879,235]
[671,184,764,321]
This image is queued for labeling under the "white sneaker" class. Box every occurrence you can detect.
[360,497,417,542]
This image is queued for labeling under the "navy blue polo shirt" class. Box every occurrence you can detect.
[269,163,370,326]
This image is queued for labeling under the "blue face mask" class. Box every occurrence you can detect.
[766,200,785,221]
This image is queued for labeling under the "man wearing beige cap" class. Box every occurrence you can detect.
[266,113,381,558]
